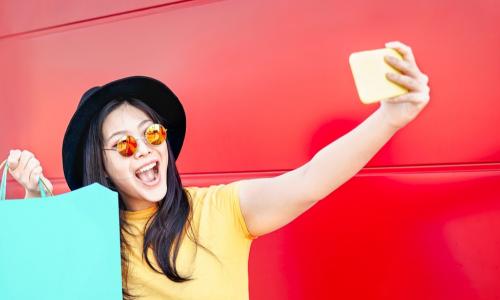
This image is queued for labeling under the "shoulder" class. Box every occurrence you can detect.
[183,182,239,206]
[183,182,255,240]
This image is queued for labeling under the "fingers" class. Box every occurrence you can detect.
[7,149,22,170]
[385,92,430,106]
[385,41,416,64]
[385,40,429,83]
[18,150,35,175]
[40,175,54,194]
[384,55,421,80]
[6,149,44,194]
[21,156,39,186]
[386,72,429,93]
[29,165,43,191]
[383,41,431,109]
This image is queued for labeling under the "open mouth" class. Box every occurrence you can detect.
[135,161,160,186]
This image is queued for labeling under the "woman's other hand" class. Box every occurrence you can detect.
[6,149,53,198]
[380,41,430,130]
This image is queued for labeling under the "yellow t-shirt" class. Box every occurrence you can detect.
[122,182,257,300]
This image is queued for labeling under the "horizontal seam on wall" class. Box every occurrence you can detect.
[0,0,200,40]
[5,161,500,183]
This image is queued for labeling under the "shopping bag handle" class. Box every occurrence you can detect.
[0,159,53,200]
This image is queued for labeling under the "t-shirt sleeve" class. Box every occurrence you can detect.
[185,182,258,241]
[205,182,258,241]
[224,182,258,240]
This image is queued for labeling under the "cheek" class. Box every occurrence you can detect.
[162,149,169,171]
[104,155,131,182]
[163,144,169,161]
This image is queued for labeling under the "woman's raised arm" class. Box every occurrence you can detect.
[236,41,430,237]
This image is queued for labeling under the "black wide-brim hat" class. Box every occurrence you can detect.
[62,75,186,191]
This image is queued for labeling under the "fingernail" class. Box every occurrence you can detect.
[35,175,39,182]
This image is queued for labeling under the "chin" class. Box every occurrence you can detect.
[142,187,167,202]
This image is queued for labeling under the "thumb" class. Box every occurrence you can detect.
[39,174,54,194]
[7,149,20,170]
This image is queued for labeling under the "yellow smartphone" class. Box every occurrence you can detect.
[349,48,408,104]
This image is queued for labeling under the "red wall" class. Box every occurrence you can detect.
[1,0,499,299]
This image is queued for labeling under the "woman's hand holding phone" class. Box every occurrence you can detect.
[349,41,430,130]
[380,41,430,130]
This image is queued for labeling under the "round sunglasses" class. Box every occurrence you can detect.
[103,123,167,157]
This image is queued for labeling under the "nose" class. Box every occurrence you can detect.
[134,137,152,159]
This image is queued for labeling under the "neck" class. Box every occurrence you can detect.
[125,199,158,211]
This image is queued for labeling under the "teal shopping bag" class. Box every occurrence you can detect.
[0,161,123,300]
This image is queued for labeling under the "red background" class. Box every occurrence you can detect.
[1,0,499,299]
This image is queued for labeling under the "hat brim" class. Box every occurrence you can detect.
[62,76,186,191]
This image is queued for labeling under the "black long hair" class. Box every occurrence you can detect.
[81,97,195,299]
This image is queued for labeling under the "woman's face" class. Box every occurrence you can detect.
[101,102,168,211]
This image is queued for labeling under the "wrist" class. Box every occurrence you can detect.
[24,190,41,199]
[374,107,404,132]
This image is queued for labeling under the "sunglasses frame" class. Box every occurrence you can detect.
[103,123,167,157]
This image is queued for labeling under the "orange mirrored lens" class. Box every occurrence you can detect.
[116,136,137,157]
[145,124,167,145]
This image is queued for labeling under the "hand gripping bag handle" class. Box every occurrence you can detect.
[0,159,53,200]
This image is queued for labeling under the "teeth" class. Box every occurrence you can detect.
[136,162,157,174]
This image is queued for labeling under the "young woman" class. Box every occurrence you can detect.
[6,41,430,299]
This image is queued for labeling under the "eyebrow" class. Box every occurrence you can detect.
[107,119,153,142]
